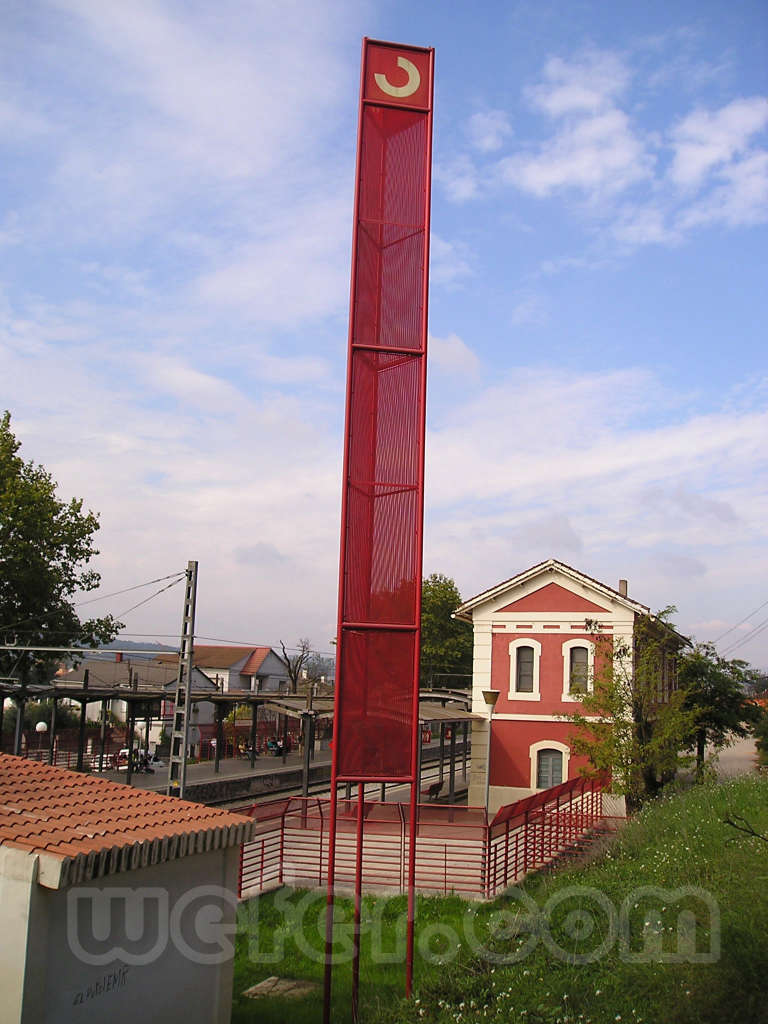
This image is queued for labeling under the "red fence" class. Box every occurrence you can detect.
[239,776,605,901]
[486,776,604,897]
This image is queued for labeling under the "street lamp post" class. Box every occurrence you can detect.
[35,719,48,759]
[481,689,499,814]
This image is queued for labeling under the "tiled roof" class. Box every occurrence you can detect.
[240,648,271,674]
[56,659,218,693]
[156,645,273,670]
[454,558,651,620]
[59,659,179,687]
[0,754,255,890]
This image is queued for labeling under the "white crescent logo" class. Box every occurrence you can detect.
[374,56,421,99]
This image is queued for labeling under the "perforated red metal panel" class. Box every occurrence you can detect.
[334,41,434,782]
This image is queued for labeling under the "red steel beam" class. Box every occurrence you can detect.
[323,37,434,1024]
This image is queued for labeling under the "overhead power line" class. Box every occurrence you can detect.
[114,575,186,620]
[721,613,768,656]
[75,571,186,607]
[713,597,768,644]
[0,646,179,656]
[0,570,187,637]
[195,636,337,658]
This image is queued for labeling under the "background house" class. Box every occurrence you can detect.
[156,645,289,694]
[455,559,658,815]
[57,657,217,726]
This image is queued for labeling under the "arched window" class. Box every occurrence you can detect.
[516,646,534,692]
[569,646,589,694]
[561,639,595,701]
[529,740,571,790]
[508,638,542,701]
[536,748,563,789]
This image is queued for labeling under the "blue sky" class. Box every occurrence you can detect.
[1,1,766,667]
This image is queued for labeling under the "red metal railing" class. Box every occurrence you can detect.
[485,776,604,897]
[239,776,607,900]
[239,798,292,897]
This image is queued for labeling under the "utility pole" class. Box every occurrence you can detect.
[13,687,25,756]
[98,698,108,773]
[301,683,317,798]
[125,669,137,786]
[49,697,57,765]
[76,669,89,771]
[166,561,198,798]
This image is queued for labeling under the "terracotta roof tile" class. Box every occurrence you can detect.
[0,754,254,888]
[156,645,274,672]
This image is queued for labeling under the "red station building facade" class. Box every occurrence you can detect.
[456,559,652,816]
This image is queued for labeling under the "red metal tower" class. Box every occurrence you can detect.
[323,37,435,1022]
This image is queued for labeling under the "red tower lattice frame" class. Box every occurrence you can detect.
[323,38,435,1022]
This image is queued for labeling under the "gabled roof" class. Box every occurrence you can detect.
[55,659,218,693]
[60,659,180,687]
[0,754,254,890]
[157,645,274,672]
[454,559,651,622]
[240,648,272,674]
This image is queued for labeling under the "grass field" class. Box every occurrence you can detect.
[232,773,768,1024]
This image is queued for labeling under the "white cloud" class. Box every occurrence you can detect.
[526,51,631,117]
[428,333,480,377]
[689,618,742,636]
[193,192,351,326]
[677,150,768,230]
[4,293,767,659]
[0,313,344,647]
[1,13,766,664]
[641,485,739,525]
[509,293,549,327]
[430,234,474,287]
[669,97,768,187]
[650,552,707,579]
[4,0,364,251]
[436,156,480,202]
[611,203,681,246]
[49,0,355,182]
[497,53,652,202]
[425,367,767,517]
[132,353,244,407]
[466,110,512,153]
[0,94,52,140]
[422,369,768,659]
[448,51,764,253]
[499,108,652,198]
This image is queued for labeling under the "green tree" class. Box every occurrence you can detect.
[565,610,695,811]
[754,708,768,765]
[419,574,472,687]
[1,698,80,736]
[679,642,762,779]
[0,411,120,690]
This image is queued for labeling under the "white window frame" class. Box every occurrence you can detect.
[508,638,542,701]
[529,740,571,791]
[561,638,595,702]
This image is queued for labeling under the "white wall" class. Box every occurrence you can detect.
[1,846,240,1024]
